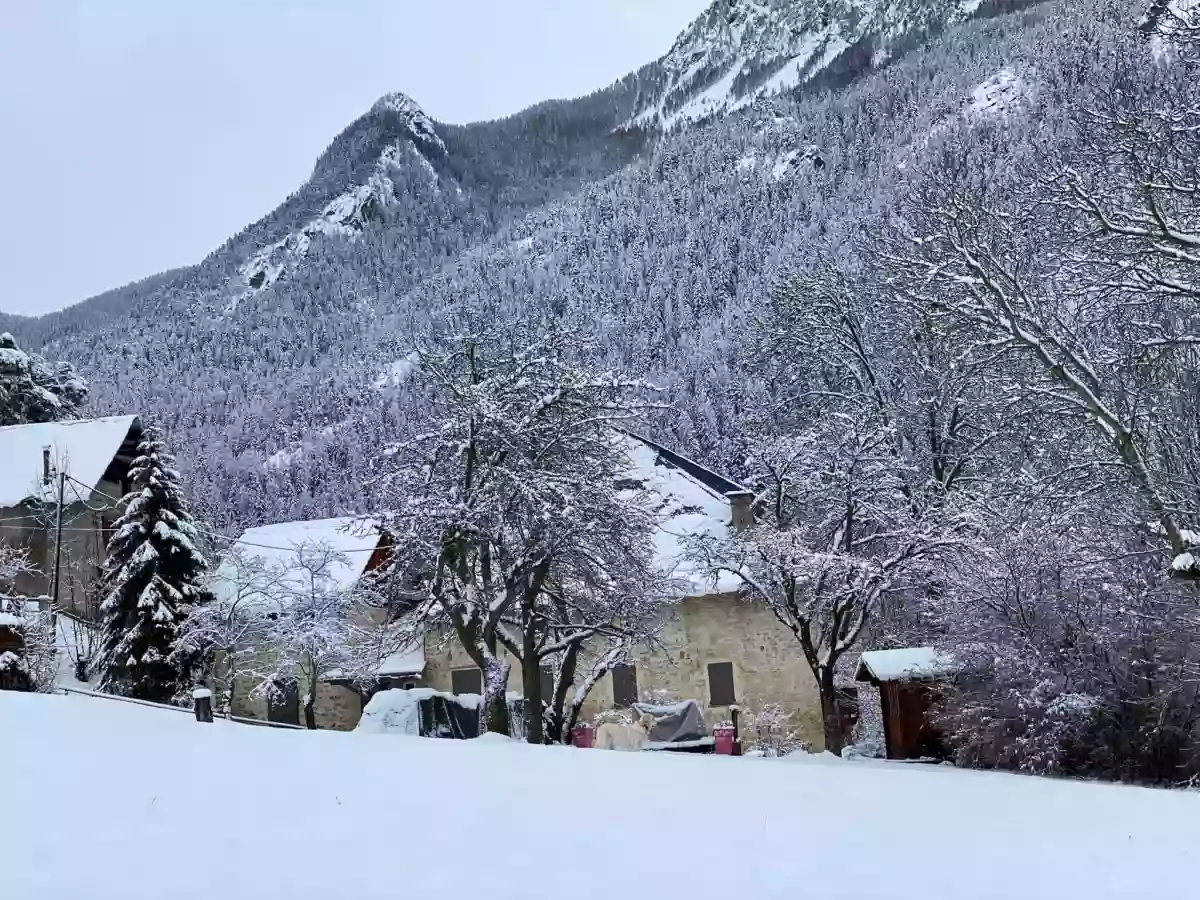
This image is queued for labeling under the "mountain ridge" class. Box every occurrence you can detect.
[1,0,1123,533]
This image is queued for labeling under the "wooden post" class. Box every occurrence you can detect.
[730,705,742,756]
[193,686,214,723]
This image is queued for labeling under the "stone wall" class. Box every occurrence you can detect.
[224,655,368,732]
[222,594,824,744]
[421,593,825,747]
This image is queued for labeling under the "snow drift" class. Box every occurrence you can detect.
[6,690,1200,900]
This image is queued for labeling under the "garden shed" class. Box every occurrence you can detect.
[855,647,959,761]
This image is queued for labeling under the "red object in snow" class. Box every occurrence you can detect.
[571,725,595,748]
[713,726,736,755]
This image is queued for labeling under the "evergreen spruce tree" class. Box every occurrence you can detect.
[97,426,207,702]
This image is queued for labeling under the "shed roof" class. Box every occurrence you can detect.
[377,638,426,677]
[0,415,140,508]
[855,647,959,684]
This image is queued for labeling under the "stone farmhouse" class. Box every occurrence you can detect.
[217,434,825,744]
[0,415,143,620]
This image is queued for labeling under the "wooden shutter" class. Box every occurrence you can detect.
[611,663,639,707]
[451,667,483,696]
[707,662,736,706]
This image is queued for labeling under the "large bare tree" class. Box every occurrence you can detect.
[374,317,668,739]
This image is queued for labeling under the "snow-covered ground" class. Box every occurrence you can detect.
[6,691,1198,900]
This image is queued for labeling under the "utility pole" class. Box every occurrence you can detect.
[51,470,66,617]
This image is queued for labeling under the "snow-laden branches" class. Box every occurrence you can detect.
[0,547,54,692]
[0,331,89,426]
[181,539,409,727]
[691,416,979,754]
[885,108,1200,579]
[373,317,669,740]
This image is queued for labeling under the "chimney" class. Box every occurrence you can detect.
[42,447,52,485]
[725,490,755,532]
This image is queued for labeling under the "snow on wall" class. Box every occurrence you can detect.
[0,415,137,508]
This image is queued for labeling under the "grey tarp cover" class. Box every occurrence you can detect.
[631,700,709,744]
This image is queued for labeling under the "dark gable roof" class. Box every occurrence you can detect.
[622,430,745,497]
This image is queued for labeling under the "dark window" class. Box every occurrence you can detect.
[267,679,300,725]
[611,663,638,707]
[539,666,555,704]
[451,667,483,696]
[707,662,736,706]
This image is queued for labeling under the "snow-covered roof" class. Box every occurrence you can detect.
[855,647,959,684]
[0,415,139,509]
[377,640,425,677]
[619,433,743,596]
[208,517,385,610]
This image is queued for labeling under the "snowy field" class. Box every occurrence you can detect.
[6,691,1199,900]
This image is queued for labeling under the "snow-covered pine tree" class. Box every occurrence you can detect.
[96,426,208,702]
[0,332,88,426]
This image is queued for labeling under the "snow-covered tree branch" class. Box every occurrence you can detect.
[373,316,668,739]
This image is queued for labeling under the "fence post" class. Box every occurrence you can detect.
[193,685,214,723]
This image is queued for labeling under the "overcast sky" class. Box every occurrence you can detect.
[0,1,707,317]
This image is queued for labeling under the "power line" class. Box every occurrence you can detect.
[64,473,386,555]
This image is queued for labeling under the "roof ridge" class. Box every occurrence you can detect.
[620,429,746,498]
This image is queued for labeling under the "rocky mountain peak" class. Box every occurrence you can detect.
[625,0,1016,131]
[370,92,445,153]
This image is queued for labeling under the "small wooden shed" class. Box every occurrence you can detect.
[855,647,958,761]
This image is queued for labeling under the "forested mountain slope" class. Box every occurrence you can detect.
[3,0,1139,531]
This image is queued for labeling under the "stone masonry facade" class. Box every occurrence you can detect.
[420,592,825,747]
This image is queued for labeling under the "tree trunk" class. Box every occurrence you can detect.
[303,667,318,730]
[545,644,580,744]
[481,656,511,735]
[520,606,546,743]
[522,653,544,744]
[819,667,845,756]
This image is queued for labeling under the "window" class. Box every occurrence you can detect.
[451,667,483,696]
[611,663,638,708]
[539,666,555,703]
[707,662,736,706]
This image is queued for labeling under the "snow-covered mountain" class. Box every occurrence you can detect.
[5,0,1130,532]
[232,93,454,303]
[622,0,1030,131]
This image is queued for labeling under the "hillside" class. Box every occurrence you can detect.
[7,689,1198,899]
[2,0,1136,531]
